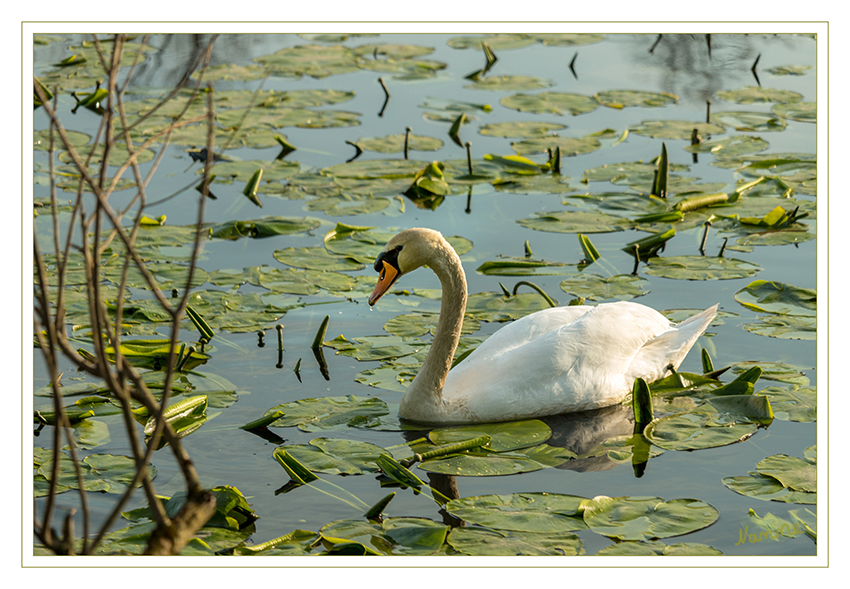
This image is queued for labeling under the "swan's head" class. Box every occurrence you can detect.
[368,227,445,306]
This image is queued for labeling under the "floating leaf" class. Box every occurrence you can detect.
[478,121,567,138]
[465,291,554,322]
[476,257,572,276]
[757,454,816,493]
[645,256,760,281]
[466,75,554,91]
[596,541,723,556]
[254,44,360,78]
[429,419,552,453]
[273,246,365,271]
[500,92,599,116]
[447,527,583,556]
[710,111,787,132]
[559,273,649,301]
[582,496,719,541]
[717,87,803,104]
[280,438,386,475]
[743,315,816,340]
[447,34,535,50]
[518,210,630,234]
[510,135,601,157]
[595,90,678,109]
[383,312,480,338]
[356,133,443,154]
[722,447,816,504]
[758,386,816,422]
[446,493,587,533]
[734,280,816,316]
[772,102,816,123]
[209,216,322,240]
[266,395,390,432]
[643,412,758,451]
[684,134,769,158]
[36,452,155,495]
[319,518,448,555]
[629,120,725,140]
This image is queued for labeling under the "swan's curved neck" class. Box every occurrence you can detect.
[400,243,466,419]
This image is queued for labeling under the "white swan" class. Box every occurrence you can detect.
[368,228,717,424]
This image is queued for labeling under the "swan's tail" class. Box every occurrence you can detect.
[625,304,718,385]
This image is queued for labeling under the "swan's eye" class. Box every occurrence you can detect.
[380,269,386,280]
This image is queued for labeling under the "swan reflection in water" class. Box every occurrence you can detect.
[397,402,652,525]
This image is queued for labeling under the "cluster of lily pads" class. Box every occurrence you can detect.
[34,33,817,556]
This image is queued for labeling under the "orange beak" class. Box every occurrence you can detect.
[369,261,400,306]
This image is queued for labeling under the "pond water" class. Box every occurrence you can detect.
[32,31,819,558]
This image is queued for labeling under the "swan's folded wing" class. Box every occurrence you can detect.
[444,302,676,419]
[624,304,718,385]
[456,305,593,364]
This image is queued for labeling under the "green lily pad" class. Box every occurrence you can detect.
[325,334,425,362]
[476,257,572,276]
[467,75,554,91]
[478,121,567,138]
[736,230,815,248]
[732,361,810,386]
[772,102,816,123]
[684,134,769,158]
[645,256,761,280]
[257,267,356,295]
[596,541,723,556]
[722,474,815,504]
[716,87,803,104]
[628,120,725,140]
[209,216,322,240]
[518,210,631,234]
[280,438,386,475]
[273,246,364,271]
[36,452,155,495]
[500,92,599,116]
[417,451,549,477]
[191,63,268,82]
[447,34,535,50]
[354,363,419,392]
[266,395,390,432]
[710,111,787,132]
[534,33,606,46]
[595,90,678,108]
[743,315,816,340]
[723,447,816,504]
[767,65,812,76]
[757,454,816,493]
[383,312,480,338]
[447,527,583,556]
[34,129,90,151]
[306,195,391,216]
[356,133,443,154]
[758,386,816,422]
[445,492,587,533]
[559,273,649,301]
[510,135,601,157]
[582,160,690,186]
[254,44,360,78]
[734,280,816,316]
[465,291,554,322]
[582,496,719,541]
[321,159,425,181]
[643,412,758,451]
[319,517,448,555]
[429,419,552,452]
